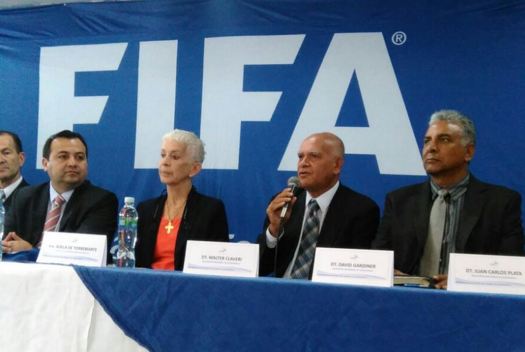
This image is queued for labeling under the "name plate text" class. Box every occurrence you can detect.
[448,253,525,295]
[183,240,259,278]
[37,231,107,267]
[312,248,393,287]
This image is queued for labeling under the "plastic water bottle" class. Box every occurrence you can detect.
[116,197,138,268]
[109,231,119,264]
[0,198,4,261]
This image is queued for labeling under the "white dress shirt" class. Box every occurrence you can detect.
[265,181,340,277]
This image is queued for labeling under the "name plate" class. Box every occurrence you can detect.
[312,248,393,287]
[183,240,259,278]
[448,253,525,295]
[37,231,107,267]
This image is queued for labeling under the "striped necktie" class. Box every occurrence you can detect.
[290,199,321,279]
[44,195,66,232]
[0,189,5,204]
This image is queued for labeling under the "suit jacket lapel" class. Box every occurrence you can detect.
[58,181,89,231]
[145,195,165,266]
[31,185,50,245]
[3,194,13,210]
[59,198,75,231]
[317,186,342,247]
[456,177,485,251]
[414,182,433,251]
[282,190,306,257]
[151,196,165,240]
[175,189,195,267]
[3,179,29,211]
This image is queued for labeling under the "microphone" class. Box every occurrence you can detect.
[279,176,300,219]
[275,176,300,277]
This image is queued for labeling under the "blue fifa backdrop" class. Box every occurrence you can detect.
[0,0,524,242]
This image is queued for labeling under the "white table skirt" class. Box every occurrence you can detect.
[0,262,147,352]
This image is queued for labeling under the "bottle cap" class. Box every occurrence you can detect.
[124,196,135,205]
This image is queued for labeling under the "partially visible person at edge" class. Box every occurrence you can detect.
[0,131,29,212]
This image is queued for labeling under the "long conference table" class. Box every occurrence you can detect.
[1,262,525,352]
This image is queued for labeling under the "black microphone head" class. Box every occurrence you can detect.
[287,176,300,188]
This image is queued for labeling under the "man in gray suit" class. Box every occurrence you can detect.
[373,110,524,288]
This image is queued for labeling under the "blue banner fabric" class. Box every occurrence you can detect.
[1,0,524,241]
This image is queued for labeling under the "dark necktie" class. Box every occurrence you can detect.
[290,199,321,279]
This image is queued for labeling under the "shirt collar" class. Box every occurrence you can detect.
[49,183,75,204]
[305,181,339,216]
[430,174,470,201]
[1,176,24,199]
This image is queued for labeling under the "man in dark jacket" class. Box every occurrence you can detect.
[373,110,524,288]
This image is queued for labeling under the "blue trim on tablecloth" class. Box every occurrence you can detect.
[2,248,39,262]
[73,266,525,352]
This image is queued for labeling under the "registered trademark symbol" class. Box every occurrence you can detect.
[391,31,407,45]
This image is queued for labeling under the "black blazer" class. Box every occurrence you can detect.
[4,181,118,246]
[3,178,29,213]
[257,183,380,277]
[373,175,525,274]
[135,188,229,270]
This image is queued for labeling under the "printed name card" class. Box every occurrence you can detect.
[183,240,259,278]
[448,253,525,295]
[37,231,107,267]
[312,248,394,287]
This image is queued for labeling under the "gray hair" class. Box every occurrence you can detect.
[162,129,205,163]
[429,109,476,146]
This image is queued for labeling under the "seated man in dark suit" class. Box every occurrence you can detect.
[3,130,118,254]
[373,110,524,288]
[258,132,379,279]
[0,131,29,212]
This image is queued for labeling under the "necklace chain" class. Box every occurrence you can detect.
[164,200,185,235]
[165,200,186,221]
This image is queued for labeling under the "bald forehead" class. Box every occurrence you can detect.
[303,133,344,157]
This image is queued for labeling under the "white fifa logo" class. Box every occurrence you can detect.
[37,33,424,176]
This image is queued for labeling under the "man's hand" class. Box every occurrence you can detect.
[433,274,448,289]
[2,232,33,253]
[394,269,408,276]
[266,188,297,237]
